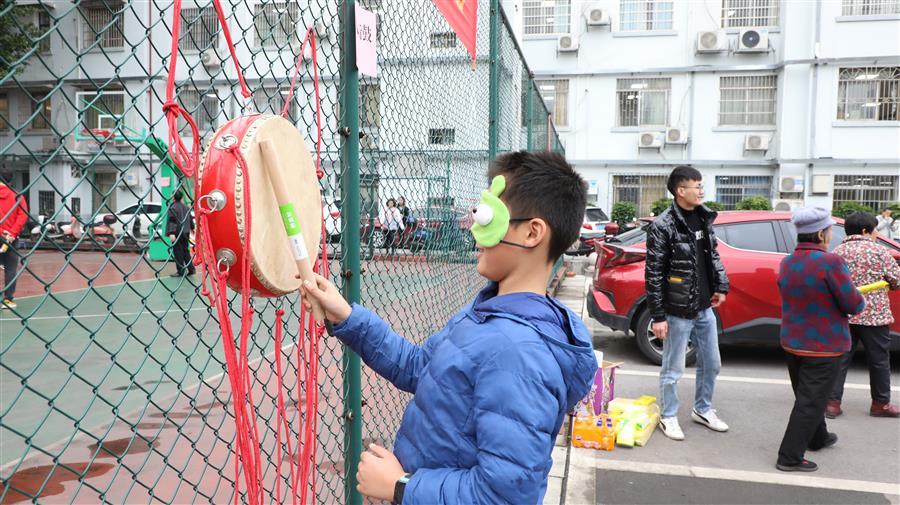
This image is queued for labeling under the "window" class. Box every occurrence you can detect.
[76,91,125,135]
[586,208,609,222]
[842,0,900,16]
[783,222,847,252]
[39,191,55,217]
[619,0,674,31]
[361,84,381,129]
[180,7,218,52]
[719,75,777,126]
[71,197,81,217]
[81,7,124,49]
[536,80,569,128]
[616,78,670,127]
[716,176,773,210]
[29,93,51,130]
[833,175,899,212]
[523,0,571,35]
[723,222,779,253]
[0,94,8,130]
[721,0,779,27]
[253,89,298,121]
[38,10,51,53]
[430,32,457,48]
[429,128,455,145]
[836,67,899,121]
[613,174,668,217]
[254,2,300,48]
[178,90,219,133]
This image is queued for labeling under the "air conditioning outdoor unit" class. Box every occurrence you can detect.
[744,133,770,152]
[665,126,689,145]
[772,199,803,212]
[123,172,139,187]
[584,4,610,26]
[200,49,221,71]
[696,30,727,53]
[638,132,664,149]
[779,176,804,193]
[736,28,769,52]
[42,136,59,152]
[557,34,579,53]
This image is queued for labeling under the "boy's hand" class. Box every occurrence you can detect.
[300,273,352,324]
[356,443,406,502]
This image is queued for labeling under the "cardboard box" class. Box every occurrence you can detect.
[573,356,622,417]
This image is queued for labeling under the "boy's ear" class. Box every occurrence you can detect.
[522,218,550,249]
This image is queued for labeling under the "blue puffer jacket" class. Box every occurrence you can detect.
[332,283,598,504]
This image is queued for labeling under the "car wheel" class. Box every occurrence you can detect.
[635,308,697,367]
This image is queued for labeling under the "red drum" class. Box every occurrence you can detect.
[198,114,322,297]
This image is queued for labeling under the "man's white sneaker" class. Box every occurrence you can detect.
[692,409,729,432]
[658,417,685,441]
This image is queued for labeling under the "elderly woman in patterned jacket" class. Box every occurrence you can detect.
[827,212,900,418]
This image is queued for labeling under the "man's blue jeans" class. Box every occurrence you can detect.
[659,308,721,418]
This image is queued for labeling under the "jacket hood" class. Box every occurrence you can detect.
[467,283,598,408]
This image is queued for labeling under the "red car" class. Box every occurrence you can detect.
[587,211,900,365]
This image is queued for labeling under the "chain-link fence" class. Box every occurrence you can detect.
[0,0,563,502]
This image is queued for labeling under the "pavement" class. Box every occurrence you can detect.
[548,258,900,505]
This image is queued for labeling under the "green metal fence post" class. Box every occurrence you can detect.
[339,0,363,503]
[526,78,534,151]
[488,0,500,160]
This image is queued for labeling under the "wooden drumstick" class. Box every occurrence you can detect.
[258,139,325,323]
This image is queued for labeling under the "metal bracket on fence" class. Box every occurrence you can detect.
[341,270,353,279]
[338,126,351,138]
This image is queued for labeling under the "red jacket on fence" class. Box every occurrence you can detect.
[0,184,28,240]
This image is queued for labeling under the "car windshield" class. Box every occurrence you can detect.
[605,224,649,246]
[586,208,608,222]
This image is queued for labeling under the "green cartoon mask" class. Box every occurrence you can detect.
[470,175,510,248]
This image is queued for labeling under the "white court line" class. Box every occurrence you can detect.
[11,277,163,301]
[0,306,209,322]
[617,369,900,392]
[571,452,900,496]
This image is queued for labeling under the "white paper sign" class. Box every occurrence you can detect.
[355,5,377,77]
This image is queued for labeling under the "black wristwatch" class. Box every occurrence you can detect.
[393,473,411,504]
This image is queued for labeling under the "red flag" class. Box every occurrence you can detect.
[432,0,478,66]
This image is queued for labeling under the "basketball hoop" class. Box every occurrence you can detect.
[88,128,114,141]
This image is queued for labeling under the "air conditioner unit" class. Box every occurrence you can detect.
[665,126,689,145]
[557,34,579,53]
[200,49,221,71]
[638,131,664,149]
[696,30,727,53]
[744,133,770,152]
[584,4,610,26]
[42,136,59,151]
[736,28,769,52]
[779,176,804,193]
[772,199,804,212]
[122,172,139,187]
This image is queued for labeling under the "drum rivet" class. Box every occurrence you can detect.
[216,248,237,267]
[202,190,227,212]
[216,134,238,150]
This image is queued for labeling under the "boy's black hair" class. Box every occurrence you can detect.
[845,211,878,236]
[173,190,184,202]
[666,165,703,197]
[797,231,826,244]
[488,150,586,261]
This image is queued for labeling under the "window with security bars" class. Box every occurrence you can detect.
[536,80,568,128]
[76,91,125,135]
[523,0,571,35]
[254,2,300,48]
[430,32,457,48]
[842,0,900,15]
[836,67,900,121]
[616,78,670,127]
[39,191,55,217]
[833,175,899,211]
[81,7,124,49]
[719,75,777,126]
[71,197,81,218]
[180,7,218,52]
[38,11,51,53]
[29,93,51,130]
[253,89,298,121]
[428,128,456,145]
[177,90,219,133]
[619,0,674,31]
[715,176,773,209]
[0,94,8,130]
[721,0,779,27]
[613,175,668,217]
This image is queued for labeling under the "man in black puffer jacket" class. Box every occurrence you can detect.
[646,166,729,441]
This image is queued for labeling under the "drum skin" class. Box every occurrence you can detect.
[199,114,322,297]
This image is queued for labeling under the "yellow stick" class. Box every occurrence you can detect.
[259,139,325,323]
[858,280,889,294]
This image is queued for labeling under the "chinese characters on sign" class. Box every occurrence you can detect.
[355,5,377,77]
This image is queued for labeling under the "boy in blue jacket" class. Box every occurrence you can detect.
[301,151,598,504]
